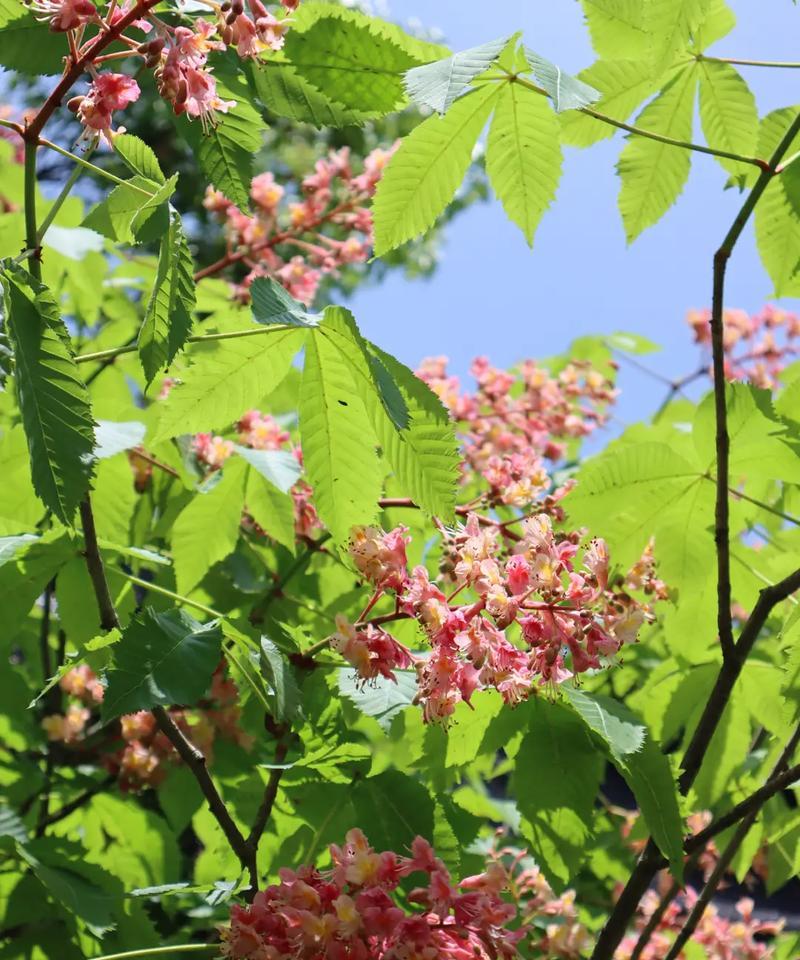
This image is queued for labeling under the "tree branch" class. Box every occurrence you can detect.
[664,724,800,960]
[41,774,116,828]
[246,735,290,854]
[590,111,800,959]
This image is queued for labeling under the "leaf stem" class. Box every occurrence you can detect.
[697,54,800,69]
[74,323,294,365]
[36,150,90,246]
[89,945,218,960]
[23,140,42,280]
[511,74,769,170]
[108,568,223,619]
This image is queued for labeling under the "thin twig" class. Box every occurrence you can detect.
[41,774,116,828]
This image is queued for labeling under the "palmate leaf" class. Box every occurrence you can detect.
[513,697,605,889]
[693,0,737,49]
[351,771,435,851]
[486,81,563,247]
[171,457,247,595]
[754,108,800,297]
[235,445,300,493]
[315,307,459,520]
[1,262,95,524]
[82,175,174,244]
[560,59,664,148]
[617,64,697,242]
[373,84,500,256]
[153,328,304,441]
[260,636,302,723]
[523,48,600,113]
[0,0,65,75]
[102,607,223,720]
[404,35,511,115]
[563,687,684,878]
[138,210,196,385]
[299,322,384,544]
[338,668,417,730]
[698,60,758,180]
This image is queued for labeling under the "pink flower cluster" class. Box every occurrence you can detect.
[203,144,398,305]
[483,832,783,960]
[337,516,664,723]
[687,305,800,389]
[41,663,252,791]
[417,356,617,508]
[30,0,301,141]
[220,828,525,960]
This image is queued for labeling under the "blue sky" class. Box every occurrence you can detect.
[347,1,800,425]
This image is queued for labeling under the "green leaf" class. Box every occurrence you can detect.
[0,532,73,634]
[692,0,736,50]
[183,83,266,210]
[102,607,223,719]
[352,771,435,849]
[82,175,173,244]
[338,668,417,730]
[404,36,511,115]
[698,60,758,179]
[153,329,304,441]
[693,383,800,484]
[562,686,645,762]
[513,697,605,889]
[314,308,458,519]
[523,47,600,113]
[235,446,300,493]
[754,108,800,297]
[299,325,384,544]
[138,210,196,385]
[1,262,95,524]
[250,276,321,327]
[617,65,697,242]
[647,0,711,71]
[113,134,166,185]
[486,81,563,246]
[171,458,247,595]
[244,468,296,553]
[445,692,504,767]
[373,85,500,256]
[0,0,65,75]
[284,11,422,115]
[560,60,667,147]
[247,60,376,127]
[579,0,650,61]
[565,441,713,588]
[563,687,684,878]
[260,636,302,722]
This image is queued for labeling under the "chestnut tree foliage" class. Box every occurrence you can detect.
[1,1,800,959]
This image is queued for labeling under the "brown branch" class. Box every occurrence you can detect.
[24,0,160,142]
[246,736,290,854]
[590,111,800,960]
[664,725,800,960]
[79,496,121,632]
[152,705,256,891]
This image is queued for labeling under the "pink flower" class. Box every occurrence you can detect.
[181,66,235,131]
[30,0,96,32]
[276,256,321,305]
[76,73,140,143]
[250,171,284,214]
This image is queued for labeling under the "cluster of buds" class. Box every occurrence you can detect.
[41,663,252,791]
[417,356,617,508]
[203,144,399,304]
[687,305,800,389]
[27,0,301,142]
[220,828,527,960]
[337,515,665,723]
